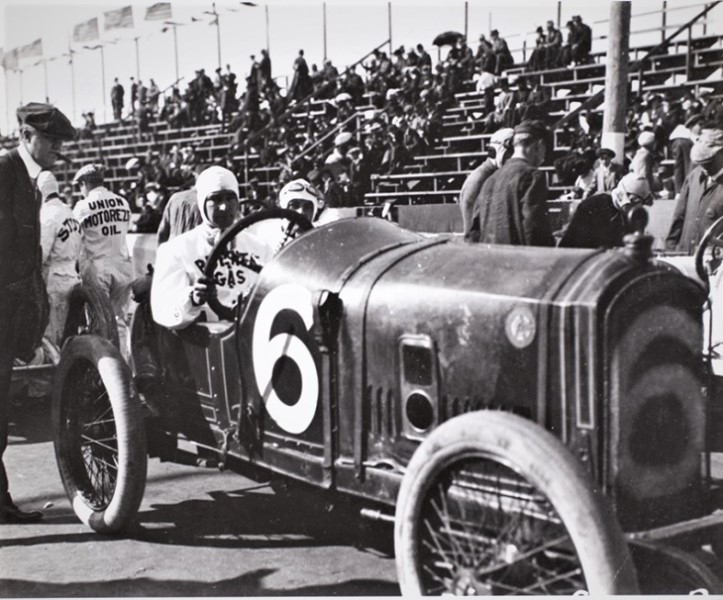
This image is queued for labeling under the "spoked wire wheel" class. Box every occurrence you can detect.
[53,336,147,534]
[394,412,638,595]
[62,283,119,348]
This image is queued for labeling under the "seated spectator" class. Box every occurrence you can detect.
[559,173,653,248]
[476,35,495,74]
[484,78,515,132]
[527,27,547,72]
[571,15,592,65]
[584,147,624,198]
[325,131,353,181]
[544,20,563,68]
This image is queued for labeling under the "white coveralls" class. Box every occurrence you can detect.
[151,186,274,330]
[73,186,134,346]
[40,196,82,345]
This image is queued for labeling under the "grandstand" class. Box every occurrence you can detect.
[4,2,723,239]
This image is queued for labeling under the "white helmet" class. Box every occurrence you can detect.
[278,179,324,221]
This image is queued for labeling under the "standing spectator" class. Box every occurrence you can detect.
[461,127,514,240]
[630,130,658,193]
[72,164,134,352]
[490,30,514,75]
[416,43,432,68]
[474,119,554,246]
[111,77,124,122]
[476,34,495,73]
[38,171,81,346]
[259,48,272,89]
[0,102,75,523]
[559,173,653,248]
[137,79,148,108]
[666,128,723,253]
[325,131,353,181]
[289,49,312,102]
[475,66,497,115]
[584,147,624,198]
[560,21,575,67]
[544,20,563,68]
[571,15,592,65]
[148,79,160,114]
[669,120,694,197]
[130,76,138,115]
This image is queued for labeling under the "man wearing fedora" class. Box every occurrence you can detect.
[0,102,75,523]
[666,128,723,253]
[584,147,624,198]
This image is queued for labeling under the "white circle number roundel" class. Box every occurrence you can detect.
[252,283,319,434]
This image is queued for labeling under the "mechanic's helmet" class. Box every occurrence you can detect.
[488,127,514,159]
[278,178,324,222]
[195,166,239,228]
[615,172,653,208]
[37,171,60,202]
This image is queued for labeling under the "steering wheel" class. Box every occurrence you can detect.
[203,208,314,321]
[694,215,723,284]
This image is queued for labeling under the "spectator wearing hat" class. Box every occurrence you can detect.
[583,147,624,198]
[630,130,658,194]
[669,119,694,197]
[461,127,514,240]
[157,163,208,245]
[38,171,82,346]
[72,163,134,351]
[416,44,432,69]
[0,102,75,523]
[490,30,514,75]
[476,35,495,74]
[474,119,555,246]
[544,20,563,68]
[559,173,653,248]
[571,15,592,65]
[111,77,124,123]
[527,27,547,72]
[666,128,723,253]
[686,113,705,141]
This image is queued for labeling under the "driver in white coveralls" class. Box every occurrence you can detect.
[151,166,274,330]
[38,171,81,345]
[72,163,133,347]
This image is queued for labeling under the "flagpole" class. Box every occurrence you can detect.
[69,45,77,125]
[43,59,49,102]
[173,25,179,83]
[265,4,270,54]
[323,3,327,62]
[3,67,9,135]
[214,3,221,70]
[100,45,107,123]
[134,36,141,80]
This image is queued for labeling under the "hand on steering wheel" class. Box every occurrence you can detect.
[202,208,314,321]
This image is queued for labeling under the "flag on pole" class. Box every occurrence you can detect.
[145,2,172,21]
[2,48,19,70]
[18,39,43,60]
[104,6,134,30]
[73,18,99,43]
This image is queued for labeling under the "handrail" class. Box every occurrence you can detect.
[238,38,390,155]
[553,1,721,131]
[290,110,361,166]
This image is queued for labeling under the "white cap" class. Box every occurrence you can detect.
[490,127,514,146]
[617,172,652,204]
[37,171,60,201]
[637,131,656,148]
[195,166,239,224]
[279,179,323,221]
[334,132,353,147]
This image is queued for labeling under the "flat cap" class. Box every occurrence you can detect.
[691,128,723,163]
[596,147,616,158]
[17,102,75,140]
[513,119,552,146]
[334,131,353,146]
[72,163,106,185]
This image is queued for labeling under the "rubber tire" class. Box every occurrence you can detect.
[394,411,639,595]
[204,207,313,321]
[62,283,120,348]
[694,215,723,284]
[631,541,723,594]
[53,335,147,534]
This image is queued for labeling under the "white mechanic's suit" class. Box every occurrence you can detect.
[73,186,134,345]
[40,196,82,345]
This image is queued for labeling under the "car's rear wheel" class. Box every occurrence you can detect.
[53,336,147,534]
[394,411,639,595]
[62,283,119,348]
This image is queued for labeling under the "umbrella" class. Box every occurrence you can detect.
[433,31,464,47]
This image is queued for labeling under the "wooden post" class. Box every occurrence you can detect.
[661,0,667,43]
[601,1,630,164]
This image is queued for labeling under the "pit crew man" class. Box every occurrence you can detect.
[38,170,81,345]
[151,166,274,329]
[73,164,134,348]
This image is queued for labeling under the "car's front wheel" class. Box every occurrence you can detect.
[52,335,147,534]
[394,411,639,595]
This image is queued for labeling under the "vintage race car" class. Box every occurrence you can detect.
[52,209,723,595]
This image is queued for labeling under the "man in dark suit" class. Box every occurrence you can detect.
[474,119,555,246]
[0,102,75,523]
